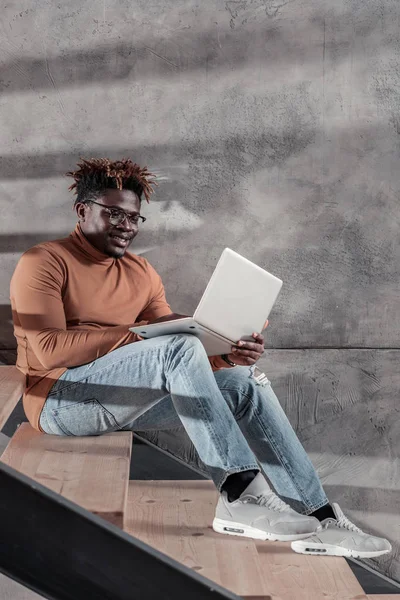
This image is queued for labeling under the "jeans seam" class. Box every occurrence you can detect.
[221,386,316,509]
[39,405,51,434]
[251,399,315,508]
[51,411,72,436]
[49,399,121,436]
[177,359,259,489]
[178,362,232,472]
[302,499,330,515]
[94,398,122,429]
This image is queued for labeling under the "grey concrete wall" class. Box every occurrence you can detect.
[0,0,399,582]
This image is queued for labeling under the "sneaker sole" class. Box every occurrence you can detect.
[291,540,391,558]
[212,518,318,542]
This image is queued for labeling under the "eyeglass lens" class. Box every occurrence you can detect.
[109,210,142,226]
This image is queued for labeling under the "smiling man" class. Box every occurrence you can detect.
[10,157,391,559]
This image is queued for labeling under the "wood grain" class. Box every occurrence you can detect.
[1,423,132,528]
[251,596,400,600]
[124,480,373,600]
[367,596,400,599]
[0,366,25,429]
[241,594,400,599]
[124,479,270,598]
[254,539,365,600]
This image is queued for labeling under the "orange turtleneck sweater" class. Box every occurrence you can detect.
[10,223,230,431]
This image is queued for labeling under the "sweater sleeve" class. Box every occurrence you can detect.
[137,260,172,322]
[11,247,138,370]
[208,354,235,371]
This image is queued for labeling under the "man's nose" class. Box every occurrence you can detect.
[118,215,137,231]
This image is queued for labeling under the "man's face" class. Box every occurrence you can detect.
[75,189,142,259]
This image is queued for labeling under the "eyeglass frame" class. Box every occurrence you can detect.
[86,199,147,226]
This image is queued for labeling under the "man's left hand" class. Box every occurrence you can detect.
[227,321,268,366]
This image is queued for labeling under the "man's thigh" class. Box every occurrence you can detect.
[125,367,258,476]
[124,365,255,432]
[40,336,186,435]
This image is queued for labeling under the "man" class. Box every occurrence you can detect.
[10,158,391,558]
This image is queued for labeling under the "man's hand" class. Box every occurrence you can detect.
[226,320,268,366]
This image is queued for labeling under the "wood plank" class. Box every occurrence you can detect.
[124,480,271,598]
[0,432,10,457]
[124,480,376,600]
[244,596,400,600]
[254,539,365,600]
[1,422,132,528]
[0,366,25,429]
[367,596,400,599]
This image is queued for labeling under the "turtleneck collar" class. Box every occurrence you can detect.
[69,222,116,265]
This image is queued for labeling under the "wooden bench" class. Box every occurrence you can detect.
[1,423,132,528]
[0,366,132,528]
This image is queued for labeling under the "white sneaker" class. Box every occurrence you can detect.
[213,473,321,542]
[291,503,392,558]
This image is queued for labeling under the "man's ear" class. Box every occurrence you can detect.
[75,202,86,222]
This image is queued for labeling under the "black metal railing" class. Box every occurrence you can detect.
[0,461,243,600]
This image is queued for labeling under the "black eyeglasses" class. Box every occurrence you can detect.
[88,200,147,226]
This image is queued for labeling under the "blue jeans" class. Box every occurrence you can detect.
[39,334,329,515]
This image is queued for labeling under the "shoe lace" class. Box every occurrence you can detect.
[255,492,290,512]
[335,513,363,534]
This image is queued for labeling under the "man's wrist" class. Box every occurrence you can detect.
[221,354,236,367]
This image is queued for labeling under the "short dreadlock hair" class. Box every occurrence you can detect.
[66,158,157,206]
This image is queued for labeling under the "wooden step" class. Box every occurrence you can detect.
[124,479,270,598]
[246,596,400,600]
[124,480,378,600]
[253,539,364,600]
[1,422,132,528]
[365,594,400,600]
[0,366,25,429]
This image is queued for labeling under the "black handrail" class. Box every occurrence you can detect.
[0,461,243,600]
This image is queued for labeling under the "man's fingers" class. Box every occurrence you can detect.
[236,336,264,348]
[234,341,264,353]
[252,332,264,344]
[232,347,263,360]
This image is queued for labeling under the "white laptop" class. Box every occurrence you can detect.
[130,248,283,356]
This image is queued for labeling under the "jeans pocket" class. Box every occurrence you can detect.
[50,398,120,436]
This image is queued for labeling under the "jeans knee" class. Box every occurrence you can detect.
[171,333,203,349]
[167,333,207,363]
[219,366,269,417]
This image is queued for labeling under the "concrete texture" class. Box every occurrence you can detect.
[0,0,399,582]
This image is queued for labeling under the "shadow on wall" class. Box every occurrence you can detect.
[0,7,383,96]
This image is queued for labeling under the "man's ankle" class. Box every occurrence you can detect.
[221,470,259,502]
[310,504,336,522]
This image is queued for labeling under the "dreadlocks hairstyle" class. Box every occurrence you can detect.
[66,158,158,206]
